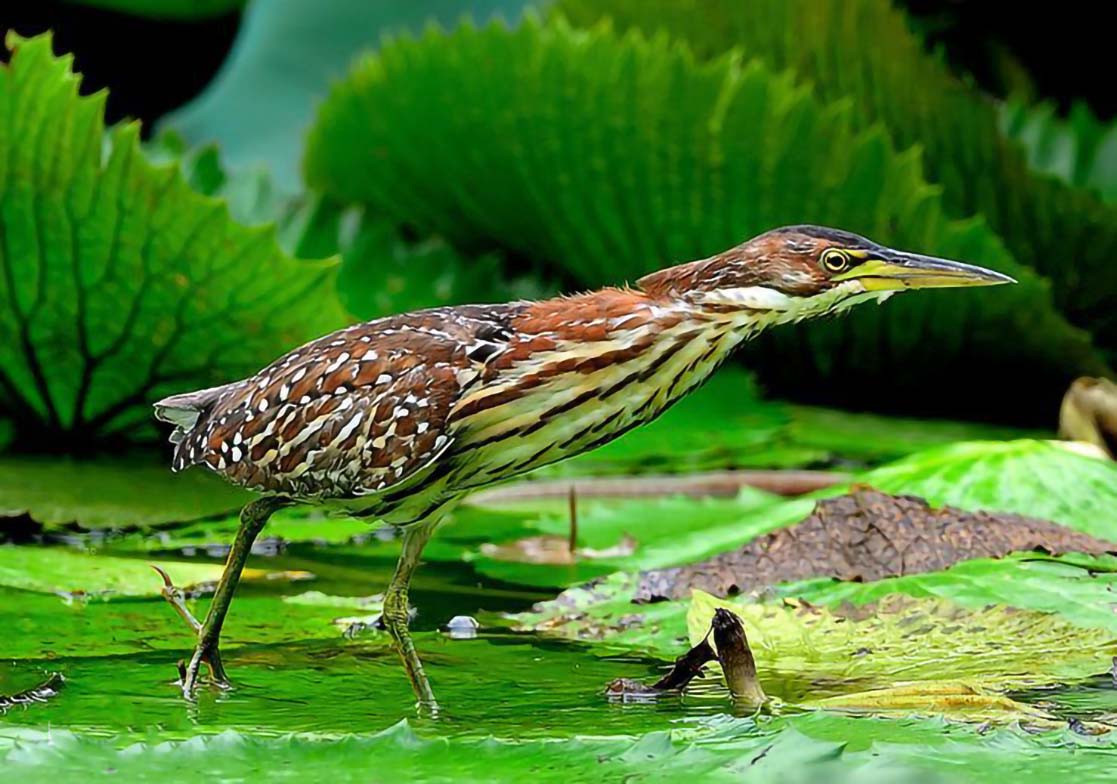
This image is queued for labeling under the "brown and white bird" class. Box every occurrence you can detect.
[153,225,1012,708]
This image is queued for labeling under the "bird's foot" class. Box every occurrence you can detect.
[382,590,439,712]
[152,565,231,697]
[177,638,230,698]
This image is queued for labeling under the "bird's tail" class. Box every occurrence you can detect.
[153,384,230,458]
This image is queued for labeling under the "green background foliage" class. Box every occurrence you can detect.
[3,3,1117,782]
[0,33,347,445]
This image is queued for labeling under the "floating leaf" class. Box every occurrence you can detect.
[0,720,932,784]
[0,33,348,447]
[119,507,375,549]
[518,553,1117,655]
[850,440,1117,537]
[491,439,1117,591]
[557,0,1117,354]
[305,16,1105,416]
[634,489,1117,602]
[803,681,1069,728]
[469,488,802,589]
[688,591,1116,696]
[0,587,367,660]
[782,554,1117,633]
[0,546,235,598]
[0,456,250,531]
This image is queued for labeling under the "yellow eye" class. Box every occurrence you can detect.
[821,249,850,273]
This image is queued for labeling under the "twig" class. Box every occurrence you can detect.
[471,470,848,505]
[567,484,578,555]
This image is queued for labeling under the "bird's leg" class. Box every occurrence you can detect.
[382,518,439,710]
[157,495,292,698]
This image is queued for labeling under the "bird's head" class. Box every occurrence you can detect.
[638,225,1014,321]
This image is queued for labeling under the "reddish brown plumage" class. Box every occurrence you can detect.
[153,225,917,519]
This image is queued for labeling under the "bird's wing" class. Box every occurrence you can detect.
[170,306,521,498]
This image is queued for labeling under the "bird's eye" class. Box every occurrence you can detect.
[821,249,850,273]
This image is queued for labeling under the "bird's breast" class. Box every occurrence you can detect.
[444,318,742,489]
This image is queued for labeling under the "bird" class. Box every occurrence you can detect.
[152,225,1013,709]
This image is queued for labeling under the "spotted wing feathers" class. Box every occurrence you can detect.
[160,306,519,499]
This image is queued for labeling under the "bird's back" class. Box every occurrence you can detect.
[155,304,525,504]
[155,288,742,520]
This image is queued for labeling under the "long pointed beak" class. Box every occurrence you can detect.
[839,252,1016,291]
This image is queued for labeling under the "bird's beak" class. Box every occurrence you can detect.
[837,251,1016,291]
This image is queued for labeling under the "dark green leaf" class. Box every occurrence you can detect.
[304,17,1104,416]
[0,33,349,447]
[848,440,1117,538]
[0,456,250,530]
[161,0,537,190]
[557,0,1117,356]
[1000,99,1117,204]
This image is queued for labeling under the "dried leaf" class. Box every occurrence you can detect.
[636,490,1116,602]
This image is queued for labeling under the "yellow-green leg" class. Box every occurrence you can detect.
[156,495,292,698]
[381,519,439,710]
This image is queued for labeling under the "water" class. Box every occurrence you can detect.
[0,541,735,742]
[4,538,1114,745]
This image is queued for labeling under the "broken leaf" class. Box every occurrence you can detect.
[782,554,1117,633]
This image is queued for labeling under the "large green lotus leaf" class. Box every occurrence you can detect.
[0,588,369,660]
[0,456,250,530]
[304,17,1104,416]
[162,0,536,190]
[8,718,1117,784]
[0,33,348,446]
[0,546,233,597]
[0,721,937,784]
[1001,99,1117,204]
[151,129,551,326]
[780,554,1117,633]
[62,0,244,18]
[847,440,1117,537]
[557,0,1117,354]
[119,506,375,548]
[687,590,1115,695]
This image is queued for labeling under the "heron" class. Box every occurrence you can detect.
[153,225,1012,709]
